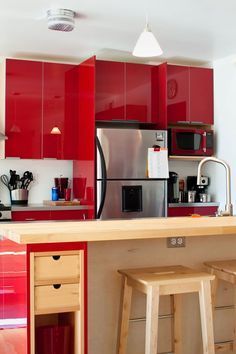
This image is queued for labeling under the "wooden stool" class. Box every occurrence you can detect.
[117,265,215,354]
[204,259,236,353]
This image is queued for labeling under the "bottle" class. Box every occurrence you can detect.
[51,187,59,201]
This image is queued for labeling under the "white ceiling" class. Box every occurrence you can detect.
[1,0,236,66]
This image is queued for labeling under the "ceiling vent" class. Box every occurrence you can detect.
[47,9,76,32]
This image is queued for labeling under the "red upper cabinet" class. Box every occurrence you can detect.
[126,63,158,123]
[5,59,80,160]
[5,59,43,158]
[167,64,213,125]
[189,67,213,125]
[43,62,79,159]
[95,60,125,121]
[95,60,162,124]
[73,56,96,219]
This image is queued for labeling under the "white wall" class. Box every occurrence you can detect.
[0,159,72,204]
[205,54,236,212]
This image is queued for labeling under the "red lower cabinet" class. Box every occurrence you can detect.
[168,205,218,217]
[12,209,88,221]
[0,239,87,354]
[0,238,27,354]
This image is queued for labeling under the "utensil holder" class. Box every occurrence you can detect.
[11,189,29,205]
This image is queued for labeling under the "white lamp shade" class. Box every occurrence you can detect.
[133,26,163,57]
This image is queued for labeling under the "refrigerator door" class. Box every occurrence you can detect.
[96,128,167,179]
[97,179,167,219]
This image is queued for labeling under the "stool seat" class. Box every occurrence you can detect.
[204,260,236,353]
[117,264,215,354]
[119,265,214,286]
[205,259,236,276]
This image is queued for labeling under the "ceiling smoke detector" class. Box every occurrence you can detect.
[47,8,76,32]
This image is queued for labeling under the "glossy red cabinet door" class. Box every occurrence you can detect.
[43,62,79,159]
[189,67,213,125]
[5,59,42,158]
[50,210,87,220]
[0,237,27,354]
[73,56,95,219]
[12,210,88,221]
[126,63,158,123]
[167,64,189,124]
[168,206,218,217]
[167,64,214,125]
[12,211,51,221]
[95,60,125,121]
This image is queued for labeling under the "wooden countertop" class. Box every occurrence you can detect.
[1,216,236,244]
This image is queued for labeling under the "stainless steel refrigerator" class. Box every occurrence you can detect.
[96,128,168,219]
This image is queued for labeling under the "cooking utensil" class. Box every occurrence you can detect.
[0,174,11,191]
[21,171,33,189]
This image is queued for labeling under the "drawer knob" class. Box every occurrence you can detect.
[53,284,61,289]
[52,255,61,261]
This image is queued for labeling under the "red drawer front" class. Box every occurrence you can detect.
[12,210,87,221]
[168,206,218,217]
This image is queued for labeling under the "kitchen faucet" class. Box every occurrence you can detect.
[197,157,233,216]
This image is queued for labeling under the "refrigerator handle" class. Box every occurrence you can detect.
[96,136,107,219]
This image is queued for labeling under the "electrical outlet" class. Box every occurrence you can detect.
[167,237,186,248]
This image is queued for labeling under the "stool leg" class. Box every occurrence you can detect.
[198,280,215,354]
[117,276,133,354]
[145,285,159,354]
[233,284,236,354]
[173,294,183,354]
[209,270,218,310]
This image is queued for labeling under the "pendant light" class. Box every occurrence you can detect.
[132,15,163,57]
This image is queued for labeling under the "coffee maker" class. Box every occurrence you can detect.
[186,175,210,202]
[168,172,179,203]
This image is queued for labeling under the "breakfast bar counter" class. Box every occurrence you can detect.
[2,217,236,354]
[2,215,236,244]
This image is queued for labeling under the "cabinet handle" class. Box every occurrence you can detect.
[53,284,61,289]
[52,255,61,261]
[25,218,35,221]
[83,213,86,220]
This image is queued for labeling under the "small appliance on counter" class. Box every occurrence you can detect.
[186,175,210,203]
[168,172,179,203]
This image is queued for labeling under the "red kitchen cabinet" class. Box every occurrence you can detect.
[50,209,87,220]
[5,59,42,159]
[5,59,79,159]
[95,60,125,121]
[0,238,87,354]
[0,238,27,354]
[95,60,164,125]
[168,205,218,217]
[12,211,51,221]
[12,209,88,221]
[126,63,158,123]
[167,64,213,125]
[73,56,95,219]
[43,62,79,159]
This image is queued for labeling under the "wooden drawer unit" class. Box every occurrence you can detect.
[34,251,81,284]
[35,283,80,314]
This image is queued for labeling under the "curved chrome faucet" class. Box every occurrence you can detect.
[197,157,233,216]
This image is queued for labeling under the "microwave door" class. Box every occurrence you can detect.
[174,131,203,155]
